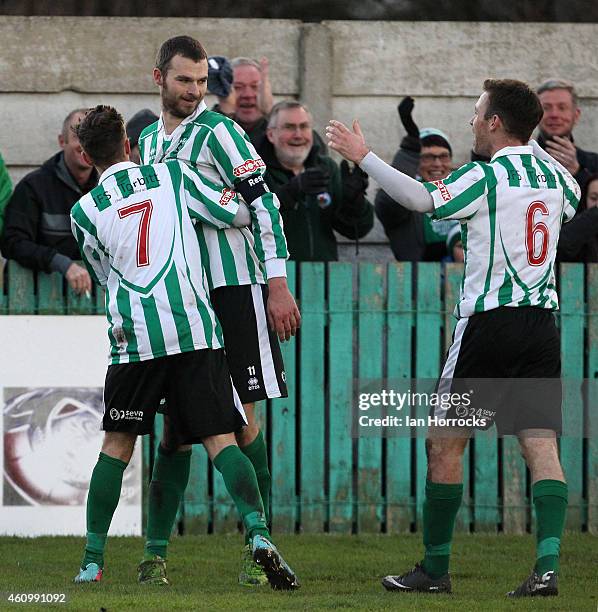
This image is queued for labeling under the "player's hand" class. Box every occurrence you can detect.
[266,277,301,342]
[544,135,580,176]
[326,120,370,165]
[65,263,92,296]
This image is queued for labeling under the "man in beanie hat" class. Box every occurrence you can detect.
[375,96,459,261]
[126,109,158,164]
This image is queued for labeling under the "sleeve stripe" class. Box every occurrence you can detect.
[433,176,486,218]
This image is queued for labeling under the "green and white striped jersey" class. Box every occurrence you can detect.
[425,145,580,318]
[71,160,243,365]
[139,100,288,290]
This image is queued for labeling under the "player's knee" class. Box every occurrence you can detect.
[236,423,260,447]
[101,432,136,463]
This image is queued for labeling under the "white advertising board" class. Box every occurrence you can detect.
[0,316,142,536]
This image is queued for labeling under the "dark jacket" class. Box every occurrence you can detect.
[1,152,97,273]
[538,134,598,192]
[258,139,373,262]
[557,206,598,263]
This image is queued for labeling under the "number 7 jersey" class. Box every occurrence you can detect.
[424,145,580,319]
[70,160,243,364]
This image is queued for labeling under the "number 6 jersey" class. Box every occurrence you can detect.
[70,159,243,364]
[424,145,580,318]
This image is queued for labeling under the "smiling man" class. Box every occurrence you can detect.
[258,101,373,261]
[328,78,580,598]
[137,35,299,589]
[536,78,598,191]
[375,101,460,262]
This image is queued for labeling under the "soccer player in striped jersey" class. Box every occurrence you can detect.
[328,79,580,598]
[71,105,299,590]
[139,36,300,586]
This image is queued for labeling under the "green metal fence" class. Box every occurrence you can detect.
[2,260,597,534]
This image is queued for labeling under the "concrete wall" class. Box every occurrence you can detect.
[2,17,598,259]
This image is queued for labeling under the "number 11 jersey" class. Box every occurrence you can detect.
[424,145,580,319]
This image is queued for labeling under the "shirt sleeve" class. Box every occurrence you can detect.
[167,161,241,230]
[424,162,488,220]
[206,119,288,276]
[70,201,110,286]
[554,167,581,223]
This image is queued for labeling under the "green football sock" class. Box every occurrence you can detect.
[145,445,192,559]
[421,480,463,579]
[533,479,568,575]
[240,430,271,544]
[213,445,269,541]
[82,452,128,568]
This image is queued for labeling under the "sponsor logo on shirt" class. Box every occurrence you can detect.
[219,187,236,206]
[233,158,265,178]
[432,180,452,202]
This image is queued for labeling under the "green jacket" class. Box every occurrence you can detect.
[258,140,373,261]
[0,153,13,237]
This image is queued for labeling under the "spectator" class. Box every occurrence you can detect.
[258,101,373,262]
[1,109,98,295]
[375,97,459,261]
[537,78,598,191]
[231,57,273,146]
[207,55,235,117]
[0,151,12,238]
[557,172,598,262]
[126,109,158,164]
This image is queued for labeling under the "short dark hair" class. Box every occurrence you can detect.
[483,79,543,143]
[155,35,207,75]
[75,105,126,167]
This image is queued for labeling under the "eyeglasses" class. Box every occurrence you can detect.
[420,153,451,163]
[272,123,312,134]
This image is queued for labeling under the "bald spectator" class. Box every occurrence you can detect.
[537,78,598,191]
[1,109,98,295]
[126,109,158,164]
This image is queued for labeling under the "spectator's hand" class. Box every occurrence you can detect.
[398,96,420,138]
[288,167,331,197]
[340,160,368,207]
[65,263,92,296]
[257,56,273,115]
[327,120,370,164]
[544,135,580,176]
[266,277,301,342]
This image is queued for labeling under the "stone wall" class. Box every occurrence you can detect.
[2,17,597,259]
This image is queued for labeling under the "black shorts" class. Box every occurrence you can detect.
[436,307,562,435]
[103,349,245,444]
[210,283,288,404]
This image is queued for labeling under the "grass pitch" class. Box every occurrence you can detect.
[0,533,596,611]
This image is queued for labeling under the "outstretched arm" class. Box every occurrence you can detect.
[326,119,433,213]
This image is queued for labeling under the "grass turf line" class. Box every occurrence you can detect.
[0,533,596,611]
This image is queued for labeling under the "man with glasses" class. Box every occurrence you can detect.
[258,101,373,261]
[375,97,461,262]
